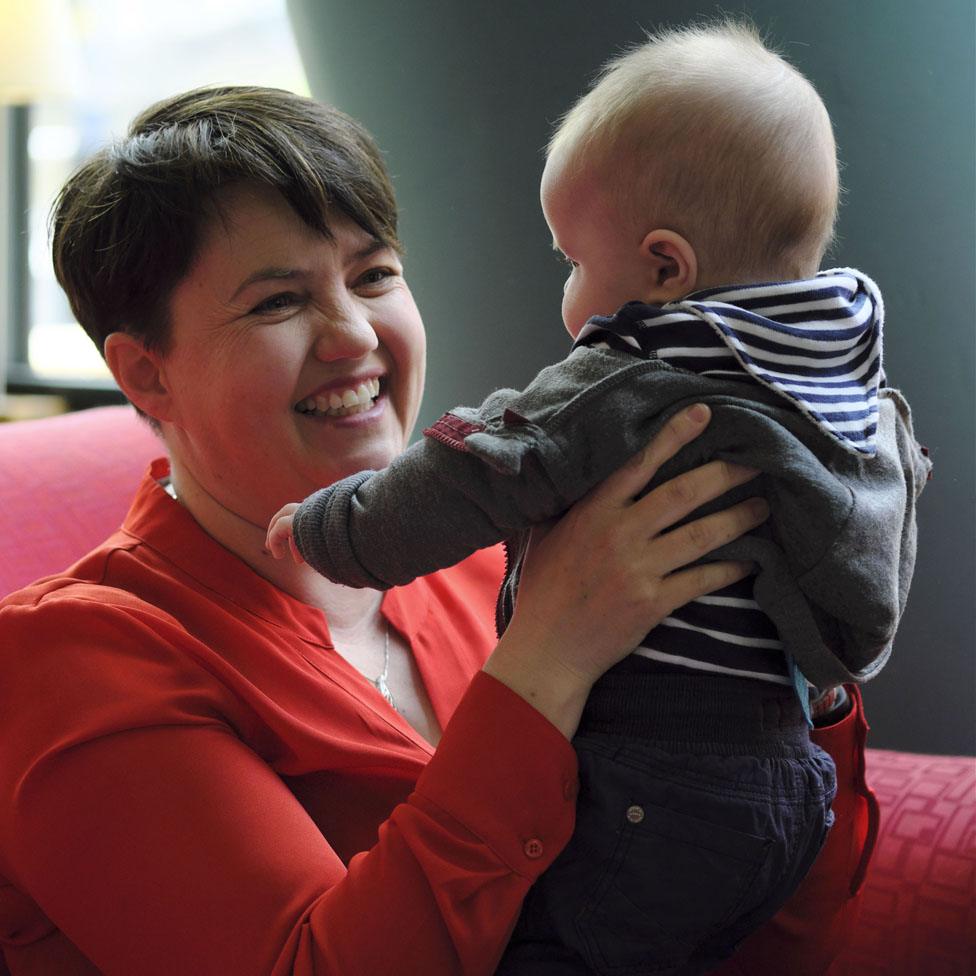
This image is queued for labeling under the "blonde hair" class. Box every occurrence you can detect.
[548,20,839,284]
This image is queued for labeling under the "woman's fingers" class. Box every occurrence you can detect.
[635,458,761,539]
[647,494,769,577]
[587,403,714,505]
[590,401,762,544]
[649,498,769,573]
[654,559,757,617]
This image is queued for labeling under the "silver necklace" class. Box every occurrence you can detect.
[372,624,398,712]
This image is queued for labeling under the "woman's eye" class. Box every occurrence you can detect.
[357,267,396,289]
[556,253,578,269]
[251,293,302,315]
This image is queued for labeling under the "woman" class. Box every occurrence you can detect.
[0,87,866,976]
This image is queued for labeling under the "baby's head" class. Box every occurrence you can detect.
[541,20,839,337]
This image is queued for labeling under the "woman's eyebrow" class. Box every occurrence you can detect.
[229,240,391,300]
[230,267,308,302]
[348,238,389,264]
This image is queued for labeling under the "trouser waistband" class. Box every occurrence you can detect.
[579,667,810,750]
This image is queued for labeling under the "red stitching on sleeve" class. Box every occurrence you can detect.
[423,413,485,452]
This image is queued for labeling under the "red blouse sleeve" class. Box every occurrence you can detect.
[0,597,577,976]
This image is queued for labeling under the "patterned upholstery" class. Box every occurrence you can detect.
[0,405,160,596]
[829,749,976,975]
[0,406,972,975]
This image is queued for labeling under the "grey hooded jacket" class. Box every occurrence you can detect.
[293,346,930,688]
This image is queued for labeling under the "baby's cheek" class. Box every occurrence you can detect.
[561,292,581,339]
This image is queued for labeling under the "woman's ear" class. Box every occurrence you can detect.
[103,332,175,423]
[638,229,698,302]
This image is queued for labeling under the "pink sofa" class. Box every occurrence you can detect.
[0,405,972,976]
[0,404,160,595]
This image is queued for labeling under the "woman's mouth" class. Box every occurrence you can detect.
[295,377,381,418]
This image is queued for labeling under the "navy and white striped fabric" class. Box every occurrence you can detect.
[573,267,886,687]
[576,268,885,455]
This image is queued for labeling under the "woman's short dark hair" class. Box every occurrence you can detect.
[51,86,401,356]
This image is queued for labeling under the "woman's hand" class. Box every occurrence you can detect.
[483,403,769,739]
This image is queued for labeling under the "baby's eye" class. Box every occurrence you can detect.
[556,253,578,269]
[250,292,303,315]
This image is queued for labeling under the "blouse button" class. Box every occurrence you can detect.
[626,804,645,824]
[523,838,545,859]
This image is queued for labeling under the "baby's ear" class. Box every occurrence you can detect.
[639,230,698,301]
[103,332,176,423]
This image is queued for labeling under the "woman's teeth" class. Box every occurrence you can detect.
[297,378,381,417]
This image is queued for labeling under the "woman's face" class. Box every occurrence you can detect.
[158,183,426,525]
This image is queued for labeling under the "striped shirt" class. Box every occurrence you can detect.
[575,268,885,685]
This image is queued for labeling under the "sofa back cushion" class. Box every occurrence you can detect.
[0,405,160,597]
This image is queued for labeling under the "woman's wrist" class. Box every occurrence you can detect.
[482,631,594,741]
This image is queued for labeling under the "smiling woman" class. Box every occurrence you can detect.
[0,85,770,975]
[104,183,426,532]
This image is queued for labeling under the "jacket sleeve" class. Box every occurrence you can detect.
[293,347,665,588]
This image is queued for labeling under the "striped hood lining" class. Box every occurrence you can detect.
[575,268,885,456]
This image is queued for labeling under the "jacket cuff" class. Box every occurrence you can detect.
[293,471,386,588]
[414,671,578,879]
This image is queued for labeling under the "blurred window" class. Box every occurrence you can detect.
[8,0,306,398]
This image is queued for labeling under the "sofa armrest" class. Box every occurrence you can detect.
[829,748,976,975]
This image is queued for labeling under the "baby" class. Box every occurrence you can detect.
[269,21,929,975]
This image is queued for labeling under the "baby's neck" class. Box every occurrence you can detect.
[692,263,819,294]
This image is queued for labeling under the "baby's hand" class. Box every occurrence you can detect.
[266,503,305,564]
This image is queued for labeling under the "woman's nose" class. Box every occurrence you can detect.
[312,301,379,362]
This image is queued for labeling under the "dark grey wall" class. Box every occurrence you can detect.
[287,0,976,754]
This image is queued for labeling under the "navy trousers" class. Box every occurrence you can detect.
[497,669,837,976]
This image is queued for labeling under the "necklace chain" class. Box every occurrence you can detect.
[372,623,398,712]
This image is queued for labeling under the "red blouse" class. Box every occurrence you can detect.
[0,460,578,975]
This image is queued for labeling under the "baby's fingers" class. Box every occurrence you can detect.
[287,531,305,566]
[266,503,300,560]
[265,518,293,560]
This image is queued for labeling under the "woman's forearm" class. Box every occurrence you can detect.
[1,659,574,976]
